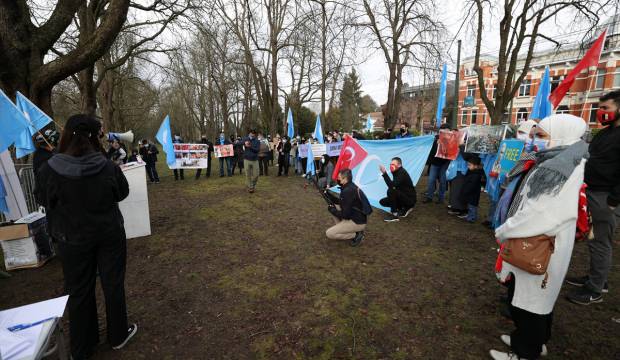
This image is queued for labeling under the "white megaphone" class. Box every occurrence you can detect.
[107,130,134,143]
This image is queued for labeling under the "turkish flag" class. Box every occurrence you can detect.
[549,29,607,108]
[332,135,368,181]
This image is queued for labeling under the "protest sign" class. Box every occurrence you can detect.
[311,143,326,157]
[327,141,343,157]
[490,139,524,178]
[172,143,210,169]
[214,144,234,158]
[435,130,459,160]
[464,125,507,154]
[298,144,308,158]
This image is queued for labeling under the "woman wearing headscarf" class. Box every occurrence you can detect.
[35,114,137,359]
[490,114,589,360]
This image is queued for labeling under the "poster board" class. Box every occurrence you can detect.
[172,143,210,169]
[435,130,459,160]
[119,162,151,239]
[311,144,326,157]
[490,139,524,178]
[327,142,343,157]
[214,144,234,158]
[464,125,507,154]
[298,144,308,158]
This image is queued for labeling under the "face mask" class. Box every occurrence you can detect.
[220,135,224,140]
[282,139,287,143]
[596,109,618,125]
[532,138,549,152]
[524,138,535,152]
[249,135,254,139]
[400,128,406,134]
[516,133,529,142]
[321,158,326,164]
[390,164,398,173]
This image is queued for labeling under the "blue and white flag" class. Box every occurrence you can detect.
[306,142,316,175]
[0,89,35,157]
[435,63,448,128]
[531,66,552,120]
[15,92,52,133]
[330,136,434,211]
[155,115,176,167]
[366,114,373,132]
[313,114,324,144]
[287,108,295,138]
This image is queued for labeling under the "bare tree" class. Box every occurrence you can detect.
[467,0,609,124]
[362,0,444,130]
[0,0,130,114]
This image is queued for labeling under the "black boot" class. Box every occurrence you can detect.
[350,231,364,247]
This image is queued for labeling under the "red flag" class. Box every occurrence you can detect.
[549,29,607,108]
[332,135,368,181]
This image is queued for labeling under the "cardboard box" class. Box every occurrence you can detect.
[0,212,54,270]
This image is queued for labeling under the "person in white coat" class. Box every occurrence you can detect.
[490,114,589,360]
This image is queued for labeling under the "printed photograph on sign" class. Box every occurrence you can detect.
[214,144,234,158]
[435,130,459,160]
[464,125,507,154]
[492,139,524,177]
[172,143,210,169]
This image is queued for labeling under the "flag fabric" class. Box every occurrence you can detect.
[366,114,373,132]
[549,29,607,108]
[435,63,448,128]
[330,136,434,211]
[287,108,295,138]
[313,115,324,144]
[15,92,52,132]
[0,89,35,157]
[306,142,316,175]
[155,115,176,167]
[0,175,8,215]
[530,66,552,119]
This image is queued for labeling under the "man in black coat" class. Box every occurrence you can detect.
[139,139,159,183]
[379,157,416,222]
[325,168,367,246]
[277,136,292,176]
[195,134,214,179]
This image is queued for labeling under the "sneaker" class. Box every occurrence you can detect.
[399,208,414,218]
[457,214,469,219]
[566,287,603,305]
[384,213,399,222]
[565,275,609,293]
[489,349,523,360]
[112,324,138,350]
[350,231,364,247]
[500,335,548,357]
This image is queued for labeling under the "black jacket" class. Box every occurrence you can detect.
[35,152,129,244]
[139,144,158,164]
[33,147,55,177]
[428,136,449,167]
[382,167,416,202]
[277,141,291,157]
[460,168,486,206]
[332,182,367,225]
[585,125,620,207]
[243,137,260,161]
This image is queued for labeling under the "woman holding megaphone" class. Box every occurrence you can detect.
[35,114,137,359]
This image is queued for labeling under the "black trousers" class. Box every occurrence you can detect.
[258,157,269,175]
[278,154,290,175]
[195,159,211,178]
[58,234,128,359]
[173,169,184,180]
[379,188,416,213]
[145,163,159,182]
[507,277,553,359]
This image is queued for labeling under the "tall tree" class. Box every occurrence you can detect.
[0,0,130,114]
[339,69,362,131]
[467,0,608,124]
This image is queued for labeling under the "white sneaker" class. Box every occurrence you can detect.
[500,335,548,357]
[489,349,522,360]
[112,323,138,350]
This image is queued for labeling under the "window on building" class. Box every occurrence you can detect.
[518,79,532,97]
[471,109,478,124]
[556,105,569,114]
[589,103,599,124]
[467,85,476,97]
[461,111,468,126]
[595,69,606,89]
[516,108,528,123]
[551,76,563,92]
[614,71,620,88]
[488,84,497,99]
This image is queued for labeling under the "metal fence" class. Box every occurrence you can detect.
[0,165,38,223]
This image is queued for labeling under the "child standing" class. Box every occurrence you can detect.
[458,156,486,223]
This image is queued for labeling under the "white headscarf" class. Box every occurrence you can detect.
[537,114,587,148]
[517,120,537,135]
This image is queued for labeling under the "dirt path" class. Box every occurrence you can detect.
[1,164,618,359]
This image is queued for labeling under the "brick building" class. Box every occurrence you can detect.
[458,16,620,128]
[398,81,455,132]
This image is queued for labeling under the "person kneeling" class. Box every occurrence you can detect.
[379,157,416,222]
[325,169,370,246]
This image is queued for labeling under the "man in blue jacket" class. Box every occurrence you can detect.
[244,129,261,193]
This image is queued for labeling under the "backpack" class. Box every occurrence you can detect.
[356,187,373,216]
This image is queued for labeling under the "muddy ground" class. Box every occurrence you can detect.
[1,161,619,359]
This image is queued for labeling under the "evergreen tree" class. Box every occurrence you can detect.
[339,69,363,132]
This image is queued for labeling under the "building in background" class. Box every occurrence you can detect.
[458,15,620,128]
[397,80,455,133]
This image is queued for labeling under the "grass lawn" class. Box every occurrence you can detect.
[1,160,619,359]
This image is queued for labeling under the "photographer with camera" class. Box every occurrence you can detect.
[325,168,371,247]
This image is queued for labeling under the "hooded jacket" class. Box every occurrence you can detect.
[35,152,129,244]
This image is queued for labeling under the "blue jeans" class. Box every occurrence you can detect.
[426,163,449,201]
[466,204,478,222]
[219,157,232,176]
